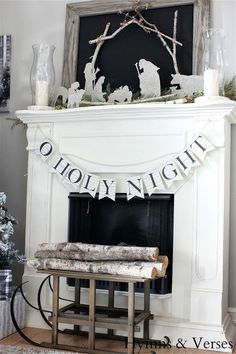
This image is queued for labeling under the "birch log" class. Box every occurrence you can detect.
[36,243,159,261]
[27,257,168,279]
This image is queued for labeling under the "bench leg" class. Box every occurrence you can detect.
[144,281,150,340]
[52,275,59,345]
[74,278,81,334]
[108,281,114,337]
[88,278,96,350]
[128,282,135,354]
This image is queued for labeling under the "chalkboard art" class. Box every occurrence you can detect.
[61,1,210,106]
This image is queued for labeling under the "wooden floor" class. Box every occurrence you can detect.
[0,328,235,354]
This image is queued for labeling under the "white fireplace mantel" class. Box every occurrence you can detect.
[16,101,236,351]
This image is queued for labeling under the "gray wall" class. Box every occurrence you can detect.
[0,117,27,283]
[0,0,236,306]
[0,0,71,284]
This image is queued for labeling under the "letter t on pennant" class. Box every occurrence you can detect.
[190,135,215,161]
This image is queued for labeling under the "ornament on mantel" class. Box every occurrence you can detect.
[83,63,106,102]
[195,28,229,103]
[67,82,85,108]
[108,86,132,104]
[91,75,106,102]
[56,86,68,105]
[54,82,84,109]
[135,59,161,98]
[170,74,204,96]
[29,43,56,110]
[83,63,99,98]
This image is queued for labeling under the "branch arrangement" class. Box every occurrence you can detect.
[89,4,182,74]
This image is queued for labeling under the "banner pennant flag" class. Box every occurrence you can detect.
[99,179,117,201]
[80,173,100,198]
[126,176,144,201]
[190,135,215,162]
[143,169,166,196]
[35,131,217,201]
[160,161,184,188]
[37,140,54,161]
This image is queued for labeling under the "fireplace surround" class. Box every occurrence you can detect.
[16,101,236,351]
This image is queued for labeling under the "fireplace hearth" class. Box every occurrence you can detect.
[16,101,236,351]
[68,193,174,294]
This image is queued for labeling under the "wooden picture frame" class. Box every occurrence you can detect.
[62,0,210,89]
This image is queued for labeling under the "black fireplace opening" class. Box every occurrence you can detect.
[67,193,174,294]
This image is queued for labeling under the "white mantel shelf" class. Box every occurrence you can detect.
[16,101,236,124]
[16,101,236,352]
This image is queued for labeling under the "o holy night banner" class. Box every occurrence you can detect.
[37,135,215,201]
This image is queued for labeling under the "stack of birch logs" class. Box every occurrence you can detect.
[27,242,168,279]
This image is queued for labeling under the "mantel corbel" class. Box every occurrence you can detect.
[26,123,54,151]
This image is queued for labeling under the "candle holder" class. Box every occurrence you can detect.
[195,28,229,103]
[29,43,56,110]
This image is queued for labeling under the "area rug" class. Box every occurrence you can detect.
[0,345,85,353]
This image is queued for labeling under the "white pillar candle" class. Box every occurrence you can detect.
[204,69,219,97]
[35,80,49,106]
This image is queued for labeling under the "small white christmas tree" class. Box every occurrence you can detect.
[0,193,26,264]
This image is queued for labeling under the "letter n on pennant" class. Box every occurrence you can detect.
[126,176,144,201]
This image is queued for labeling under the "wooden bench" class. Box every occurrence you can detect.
[38,269,154,354]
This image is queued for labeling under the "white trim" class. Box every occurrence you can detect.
[16,102,236,124]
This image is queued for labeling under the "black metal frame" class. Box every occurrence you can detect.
[10,282,43,346]
[10,275,73,345]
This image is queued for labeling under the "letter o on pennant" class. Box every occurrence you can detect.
[40,141,53,157]
[68,168,83,184]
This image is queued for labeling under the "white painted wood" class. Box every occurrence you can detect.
[16,101,236,351]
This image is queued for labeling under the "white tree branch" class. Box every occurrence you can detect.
[89,18,182,47]
[91,22,111,68]
[89,19,136,45]
[88,9,182,75]
[173,10,179,74]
